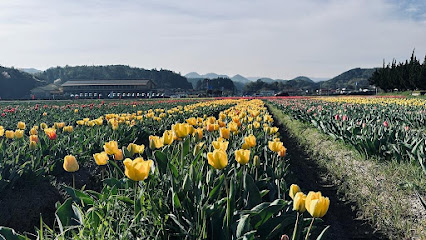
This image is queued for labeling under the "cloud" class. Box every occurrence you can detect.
[0,0,425,79]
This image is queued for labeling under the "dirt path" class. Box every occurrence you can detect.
[270,107,385,239]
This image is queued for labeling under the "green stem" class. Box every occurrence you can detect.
[291,212,299,240]
[72,173,75,189]
[305,217,315,240]
[224,173,230,238]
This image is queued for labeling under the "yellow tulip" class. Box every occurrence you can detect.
[305,191,330,218]
[15,130,24,139]
[253,121,260,129]
[40,123,47,129]
[127,143,145,155]
[244,135,256,148]
[6,130,15,139]
[293,192,306,212]
[149,135,164,149]
[30,128,38,135]
[172,123,192,139]
[93,152,109,165]
[289,184,301,199]
[114,149,124,161]
[219,128,231,139]
[212,139,229,151]
[207,149,228,170]
[63,155,79,172]
[63,126,74,133]
[193,128,203,141]
[29,134,39,143]
[268,141,283,152]
[76,120,85,125]
[0,126,4,137]
[104,141,119,155]
[235,149,250,165]
[206,123,215,132]
[17,122,26,130]
[186,117,197,126]
[278,145,287,157]
[228,122,238,132]
[123,157,153,181]
[74,109,79,113]
[162,130,174,145]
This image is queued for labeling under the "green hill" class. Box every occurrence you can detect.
[0,66,43,99]
[321,68,376,90]
[36,65,192,89]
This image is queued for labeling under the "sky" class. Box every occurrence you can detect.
[0,0,426,79]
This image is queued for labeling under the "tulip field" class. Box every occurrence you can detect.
[0,99,330,240]
[269,97,426,173]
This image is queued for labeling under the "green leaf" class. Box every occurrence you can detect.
[316,225,330,240]
[55,198,81,234]
[154,150,168,175]
[173,192,182,210]
[244,174,262,208]
[0,227,27,240]
[236,215,250,238]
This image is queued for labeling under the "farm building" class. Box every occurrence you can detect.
[61,79,156,98]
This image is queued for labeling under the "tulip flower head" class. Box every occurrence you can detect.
[63,155,79,172]
[5,130,15,139]
[17,122,26,130]
[268,141,283,152]
[114,149,124,161]
[44,128,57,140]
[104,141,119,155]
[162,130,174,145]
[93,152,109,165]
[149,135,164,149]
[235,149,251,165]
[123,157,153,181]
[207,149,228,170]
[293,192,306,212]
[15,130,24,139]
[289,184,301,199]
[305,191,330,218]
[244,135,256,148]
[127,143,145,155]
[219,127,231,139]
[212,139,229,151]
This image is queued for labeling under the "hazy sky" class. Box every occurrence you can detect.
[1,0,425,79]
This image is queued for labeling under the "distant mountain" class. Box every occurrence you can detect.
[0,66,44,99]
[321,68,376,90]
[231,74,250,83]
[185,72,230,79]
[37,65,193,89]
[310,77,329,82]
[19,68,42,74]
[185,72,202,78]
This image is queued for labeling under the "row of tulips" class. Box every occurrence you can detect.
[0,99,237,194]
[269,97,426,173]
[21,99,331,240]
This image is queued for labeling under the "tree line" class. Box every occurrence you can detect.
[369,51,426,91]
[36,65,193,89]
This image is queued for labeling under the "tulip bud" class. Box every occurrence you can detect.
[289,184,301,199]
[63,155,79,172]
[293,192,306,212]
[253,155,260,168]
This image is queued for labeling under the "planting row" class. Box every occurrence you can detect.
[269,97,426,173]
[0,99,330,239]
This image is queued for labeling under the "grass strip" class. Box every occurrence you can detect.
[267,102,426,240]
